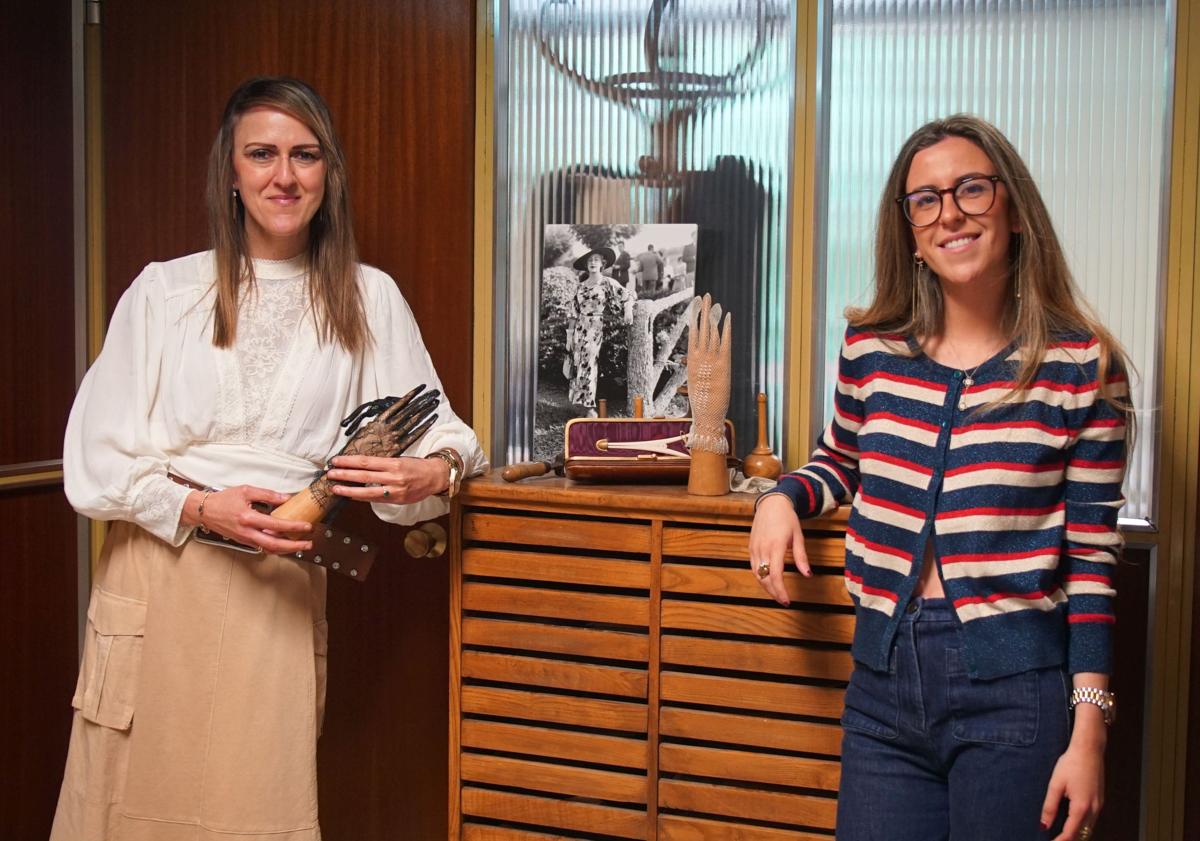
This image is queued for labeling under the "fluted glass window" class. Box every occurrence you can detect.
[819,0,1172,522]
[493,0,796,463]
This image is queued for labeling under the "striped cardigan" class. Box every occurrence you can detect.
[767,327,1127,680]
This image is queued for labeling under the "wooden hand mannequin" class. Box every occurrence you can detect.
[270,384,440,527]
[686,293,732,496]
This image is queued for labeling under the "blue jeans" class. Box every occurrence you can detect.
[836,598,1070,841]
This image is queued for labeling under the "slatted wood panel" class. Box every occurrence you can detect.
[464,583,649,626]
[661,562,851,605]
[453,491,846,839]
[463,825,591,841]
[461,754,648,804]
[462,788,649,839]
[660,602,854,642]
[3,4,77,839]
[659,523,848,838]
[463,651,648,697]
[463,617,650,661]
[458,508,653,837]
[461,686,649,733]
[464,512,650,554]
[661,527,845,566]
[658,708,842,757]
[658,780,836,829]
[464,548,652,589]
[658,814,833,841]
[659,636,852,681]
[658,744,840,791]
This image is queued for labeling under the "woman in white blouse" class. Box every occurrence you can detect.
[51,77,485,841]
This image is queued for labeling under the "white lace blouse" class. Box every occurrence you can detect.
[64,251,486,545]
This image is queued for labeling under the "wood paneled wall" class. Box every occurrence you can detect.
[1107,546,1152,841]
[1188,490,1200,841]
[0,2,77,465]
[0,1,80,838]
[101,0,476,412]
[100,2,476,838]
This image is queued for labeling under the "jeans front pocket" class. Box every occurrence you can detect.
[841,658,900,740]
[945,647,1038,746]
[71,587,148,731]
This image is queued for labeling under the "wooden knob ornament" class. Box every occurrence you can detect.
[743,392,782,480]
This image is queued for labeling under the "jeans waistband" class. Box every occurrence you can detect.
[901,596,955,622]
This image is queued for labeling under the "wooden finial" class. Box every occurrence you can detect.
[632,395,644,418]
[743,392,782,480]
[598,398,608,418]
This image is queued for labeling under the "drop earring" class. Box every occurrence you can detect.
[912,254,925,314]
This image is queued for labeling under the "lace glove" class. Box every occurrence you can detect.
[686,293,732,455]
[271,384,440,525]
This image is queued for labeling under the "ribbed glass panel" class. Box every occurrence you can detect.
[820,0,1171,521]
[496,1,796,463]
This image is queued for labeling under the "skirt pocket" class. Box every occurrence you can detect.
[71,588,148,731]
[314,618,329,737]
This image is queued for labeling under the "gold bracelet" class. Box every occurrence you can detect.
[197,489,213,533]
[425,449,463,498]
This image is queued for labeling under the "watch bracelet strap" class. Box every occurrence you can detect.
[1069,686,1115,721]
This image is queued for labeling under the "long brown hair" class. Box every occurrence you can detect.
[206,76,367,353]
[850,114,1131,411]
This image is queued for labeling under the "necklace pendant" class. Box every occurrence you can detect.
[958,397,967,410]
[963,377,974,387]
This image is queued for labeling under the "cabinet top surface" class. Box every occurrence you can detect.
[458,471,848,527]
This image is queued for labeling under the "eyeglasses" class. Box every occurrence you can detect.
[896,175,1003,228]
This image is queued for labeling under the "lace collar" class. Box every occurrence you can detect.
[250,253,307,280]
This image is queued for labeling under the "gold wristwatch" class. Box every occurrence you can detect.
[1069,687,1116,725]
[426,449,463,498]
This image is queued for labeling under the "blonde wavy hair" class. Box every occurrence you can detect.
[206,77,367,354]
[849,114,1131,412]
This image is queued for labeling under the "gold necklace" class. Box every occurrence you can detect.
[944,336,1003,410]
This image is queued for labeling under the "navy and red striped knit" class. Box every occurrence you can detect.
[766,327,1127,679]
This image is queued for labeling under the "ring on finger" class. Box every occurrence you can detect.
[756,561,770,579]
[382,488,391,499]
[1078,827,1093,841]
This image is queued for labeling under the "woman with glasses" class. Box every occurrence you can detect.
[750,114,1129,841]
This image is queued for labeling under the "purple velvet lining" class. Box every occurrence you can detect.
[565,419,732,457]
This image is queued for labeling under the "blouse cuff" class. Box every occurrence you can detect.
[371,495,450,527]
[130,474,194,546]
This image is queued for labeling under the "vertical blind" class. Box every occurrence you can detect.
[820,0,1172,521]
[495,0,796,462]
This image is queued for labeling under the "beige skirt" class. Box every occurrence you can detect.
[50,522,328,841]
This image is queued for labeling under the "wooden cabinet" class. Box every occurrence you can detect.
[449,475,850,840]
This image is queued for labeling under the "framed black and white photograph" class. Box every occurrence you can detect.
[534,223,699,461]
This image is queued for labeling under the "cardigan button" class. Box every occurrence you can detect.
[906,600,920,614]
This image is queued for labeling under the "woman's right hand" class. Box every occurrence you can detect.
[749,493,811,606]
[180,486,313,555]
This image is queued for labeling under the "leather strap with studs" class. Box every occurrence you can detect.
[294,525,378,581]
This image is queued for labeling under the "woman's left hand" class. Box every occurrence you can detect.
[327,454,448,504]
[1040,723,1106,841]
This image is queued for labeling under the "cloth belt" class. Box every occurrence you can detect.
[168,473,378,582]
